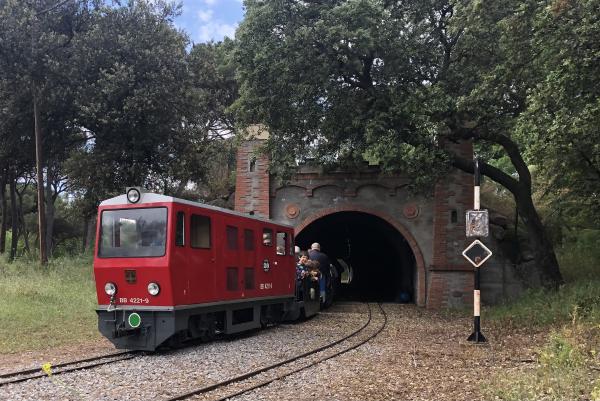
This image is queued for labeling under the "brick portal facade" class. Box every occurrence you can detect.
[235,130,483,308]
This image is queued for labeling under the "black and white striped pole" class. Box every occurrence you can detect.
[463,158,491,343]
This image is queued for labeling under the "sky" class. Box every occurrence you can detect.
[173,0,245,44]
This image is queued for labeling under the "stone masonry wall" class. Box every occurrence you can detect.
[233,137,516,308]
[234,140,270,218]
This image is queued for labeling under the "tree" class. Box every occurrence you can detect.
[234,0,567,288]
[165,39,238,199]
[515,0,600,229]
[0,0,96,262]
[66,0,189,201]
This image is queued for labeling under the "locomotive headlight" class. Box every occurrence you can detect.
[104,282,117,296]
[126,187,141,204]
[147,282,160,296]
[262,259,270,272]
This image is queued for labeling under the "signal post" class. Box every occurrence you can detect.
[463,158,492,343]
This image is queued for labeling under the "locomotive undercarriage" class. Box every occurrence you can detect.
[97,295,301,351]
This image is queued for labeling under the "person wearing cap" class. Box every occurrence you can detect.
[308,242,331,306]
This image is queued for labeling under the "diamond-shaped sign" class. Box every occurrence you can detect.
[466,209,489,237]
[462,240,492,268]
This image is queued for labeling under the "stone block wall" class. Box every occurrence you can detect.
[234,139,270,218]
[233,136,518,308]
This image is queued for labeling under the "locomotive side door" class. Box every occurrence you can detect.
[187,211,217,303]
[274,230,293,295]
[240,226,258,299]
[219,216,243,301]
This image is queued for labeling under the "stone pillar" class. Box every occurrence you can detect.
[428,140,474,308]
[234,125,271,218]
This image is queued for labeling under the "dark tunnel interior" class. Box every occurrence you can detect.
[295,211,416,303]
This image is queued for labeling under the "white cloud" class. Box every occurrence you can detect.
[197,9,213,22]
[180,0,242,43]
[196,21,238,42]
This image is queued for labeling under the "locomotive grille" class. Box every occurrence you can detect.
[125,269,137,284]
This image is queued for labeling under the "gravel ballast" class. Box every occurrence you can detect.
[0,303,544,401]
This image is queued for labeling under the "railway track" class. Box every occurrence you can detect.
[0,350,139,387]
[166,302,388,401]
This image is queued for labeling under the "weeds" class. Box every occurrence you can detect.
[485,234,600,401]
[485,316,599,401]
[0,254,100,353]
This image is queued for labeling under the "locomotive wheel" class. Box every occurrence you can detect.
[189,313,216,342]
[199,319,216,342]
[165,330,187,349]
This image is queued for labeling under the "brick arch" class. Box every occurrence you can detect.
[295,205,426,306]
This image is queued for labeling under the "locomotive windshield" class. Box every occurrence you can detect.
[99,207,167,258]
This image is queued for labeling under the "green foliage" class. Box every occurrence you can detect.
[516,0,600,228]
[234,0,451,183]
[68,1,190,198]
[0,1,239,260]
[593,381,600,401]
[539,330,586,369]
[557,229,600,282]
[485,231,600,400]
[487,280,600,327]
[484,318,599,401]
[0,254,99,352]
[235,0,571,287]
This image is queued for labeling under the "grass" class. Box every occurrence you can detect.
[483,235,600,401]
[0,254,101,354]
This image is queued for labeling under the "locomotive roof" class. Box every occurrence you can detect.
[99,193,293,228]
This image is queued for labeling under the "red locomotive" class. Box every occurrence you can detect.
[94,188,319,351]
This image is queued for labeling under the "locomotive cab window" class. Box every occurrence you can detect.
[244,267,255,289]
[244,229,254,251]
[276,232,287,255]
[226,226,238,250]
[191,214,211,249]
[262,228,273,246]
[227,267,239,291]
[99,207,167,258]
[175,211,185,246]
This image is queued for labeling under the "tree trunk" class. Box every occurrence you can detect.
[33,90,48,265]
[515,188,563,288]
[0,175,7,254]
[86,215,96,252]
[452,146,564,289]
[81,216,88,254]
[15,185,30,254]
[9,175,18,261]
[45,170,55,258]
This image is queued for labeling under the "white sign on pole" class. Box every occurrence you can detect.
[462,240,493,268]
[466,209,489,238]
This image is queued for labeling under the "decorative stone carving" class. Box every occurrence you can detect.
[285,203,300,219]
[403,203,419,219]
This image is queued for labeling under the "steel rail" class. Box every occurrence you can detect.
[0,351,139,387]
[165,302,382,401]
[210,303,388,401]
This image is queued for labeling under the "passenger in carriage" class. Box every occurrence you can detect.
[308,242,330,304]
[305,259,321,282]
[296,251,309,280]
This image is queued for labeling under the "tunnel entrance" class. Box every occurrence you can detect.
[295,211,416,303]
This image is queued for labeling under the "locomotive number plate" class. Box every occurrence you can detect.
[259,283,273,290]
[119,297,150,304]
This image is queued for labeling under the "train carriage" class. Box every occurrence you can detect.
[94,188,318,351]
